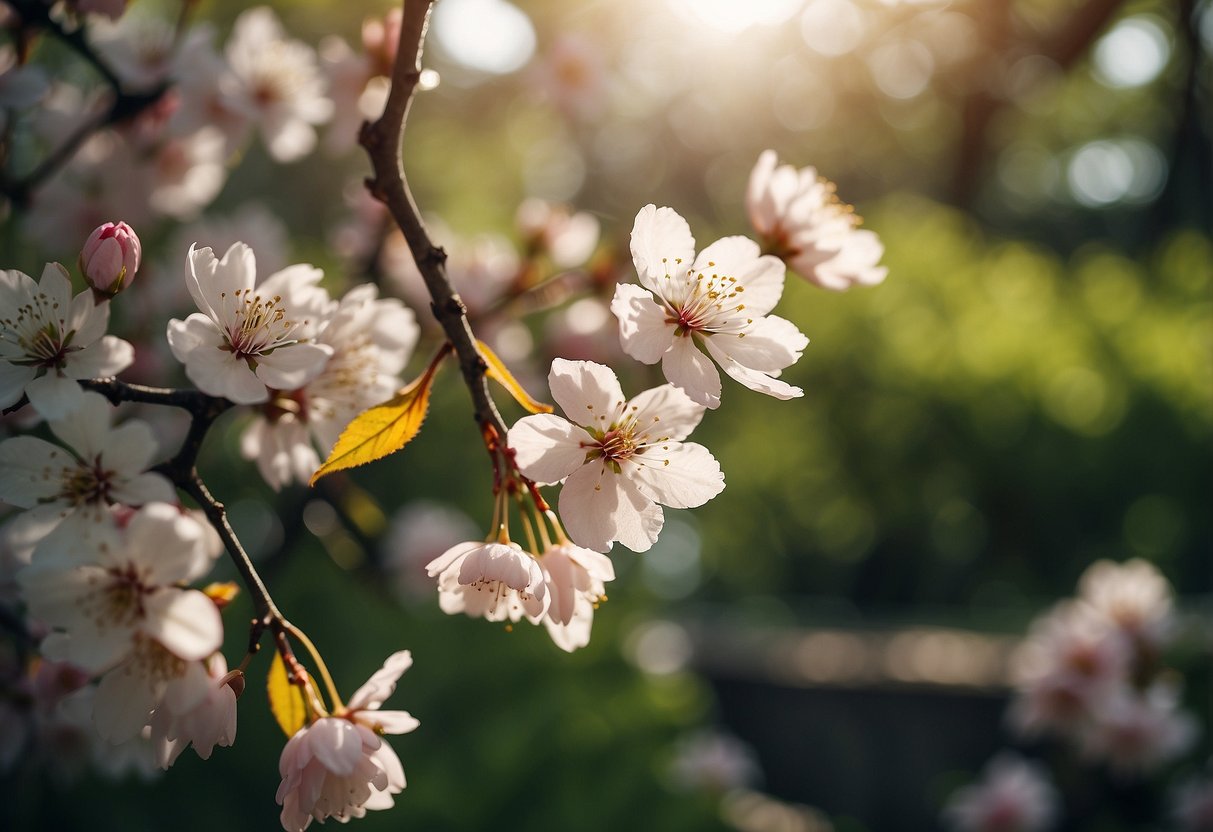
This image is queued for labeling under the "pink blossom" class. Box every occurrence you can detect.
[277,651,418,831]
[944,754,1059,832]
[80,221,141,296]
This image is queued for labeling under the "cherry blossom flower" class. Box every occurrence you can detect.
[0,263,134,416]
[167,242,334,405]
[0,388,174,559]
[147,127,230,220]
[149,653,239,768]
[611,205,807,409]
[539,542,615,652]
[1082,684,1196,775]
[1077,558,1175,652]
[943,754,1059,832]
[509,359,725,553]
[18,503,223,741]
[226,7,333,163]
[241,284,418,489]
[277,651,418,832]
[425,540,549,623]
[1008,601,1129,739]
[747,150,888,291]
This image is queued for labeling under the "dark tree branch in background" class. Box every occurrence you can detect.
[359,0,510,448]
[950,0,1128,206]
[0,0,171,207]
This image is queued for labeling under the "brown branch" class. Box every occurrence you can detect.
[359,0,509,446]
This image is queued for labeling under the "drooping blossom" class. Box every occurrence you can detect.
[0,388,174,559]
[149,653,239,768]
[1077,558,1175,652]
[943,754,1059,832]
[80,221,141,296]
[167,242,334,405]
[0,263,134,416]
[539,543,614,652]
[241,284,418,489]
[277,651,418,832]
[746,150,887,291]
[611,205,807,409]
[225,7,333,163]
[425,540,549,623]
[509,359,725,553]
[18,503,224,742]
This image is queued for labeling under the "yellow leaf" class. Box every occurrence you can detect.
[478,339,553,414]
[267,652,307,737]
[309,364,439,485]
[202,581,239,608]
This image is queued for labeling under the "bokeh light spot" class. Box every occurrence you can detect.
[432,0,536,75]
[1093,16,1171,88]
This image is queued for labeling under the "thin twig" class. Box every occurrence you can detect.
[359,0,509,446]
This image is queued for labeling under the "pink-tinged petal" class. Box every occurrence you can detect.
[166,313,221,360]
[361,709,420,736]
[746,150,779,236]
[547,358,625,428]
[627,441,725,509]
[691,235,785,316]
[94,663,158,743]
[126,503,207,582]
[508,414,594,484]
[0,362,36,409]
[22,374,86,421]
[628,384,705,443]
[0,435,70,507]
[630,204,695,292]
[190,348,269,404]
[142,589,223,661]
[564,544,616,582]
[37,262,72,312]
[611,283,675,365]
[711,315,808,372]
[62,335,134,380]
[308,717,363,775]
[542,550,578,625]
[424,540,480,577]
[703,333,805,401]
[559,462,664,553]
[255,342,332,390]
[162,656,213,712]
[45,389,113,460]
[188,242,256,319]
[346,651,413,713]
[661,337,721,409]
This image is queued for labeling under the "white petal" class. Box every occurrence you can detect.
[547,358,625,428]
[0,362,36,409]
[110,472,176,506]
[704,333,805,401]
[47,390,114,459]
[630,204,695,292]
[558,462,664,553]
[611,283,675,365]
[0,436,69,507]
[94,663,158,743]
[627,441,725,509]
[424,540,480,577]
[628,384,705,443]
[346,650,413,713]
[361,709,419,736]
[661,337,721,409]
[142,589,223,661]
[308,717,363,775]
[255,342,332,390]
[24,374,87,420]
[62,335,135,380]
[507,414,593,484]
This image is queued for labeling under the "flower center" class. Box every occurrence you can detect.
[62,455,114,505]
[219,288,301,357]
[660,260,748,336]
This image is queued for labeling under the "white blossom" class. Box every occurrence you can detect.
[149,653,239,768]
[611,205,807,409]
[746,150,887,291]
[1077,558,1175,652]
[167,242,334,405]
[509,359,725,553]
[425,540,549,623]
[277,651,418,832]
[241,284,418,489]
[1082,684,1197,775]
[225,7,333,163]
[0,388,174,560]
[0,263,134,416]
[18,503,223,742]
[539,543,615,652]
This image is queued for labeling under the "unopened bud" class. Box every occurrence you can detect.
[80,221,140,297]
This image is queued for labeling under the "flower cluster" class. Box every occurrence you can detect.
[1009,558,1195,775]
[943,754,1059,832]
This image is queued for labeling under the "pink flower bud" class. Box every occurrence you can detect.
[80,221,140,296]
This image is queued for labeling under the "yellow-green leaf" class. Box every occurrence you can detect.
[478,339,553,414]
[309,368,437,485]
[267,652,307,737]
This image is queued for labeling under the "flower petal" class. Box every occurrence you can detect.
[630,204,695,292]
[255,342,332,390]
[627,441,725,509]
[611,283,675,365]
[547,358,625,428]
[661,337,721,409]
[142,589,223,661]
[628,384,705,443]
[558,462,664,553]
[508,414,594,484]
[347,651,413,713]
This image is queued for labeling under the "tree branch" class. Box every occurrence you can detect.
[359,0,509,447]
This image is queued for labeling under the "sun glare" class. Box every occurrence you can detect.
[667,0,805,33]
